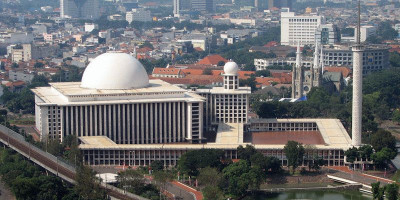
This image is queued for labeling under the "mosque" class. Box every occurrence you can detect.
[32,52,353,167]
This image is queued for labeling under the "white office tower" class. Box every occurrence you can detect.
[173,0,180,16]
[281,9,323,46]
[32,53,204,144]
[126,8,152,23]
[60,0,100,20]
[351,2,363,147]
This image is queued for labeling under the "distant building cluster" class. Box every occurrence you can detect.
[60,0,100,20]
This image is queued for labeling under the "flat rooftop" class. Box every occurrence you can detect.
[196,86,251,94]
[248,131,325,145]
[32,79,204,105]
[48,79,186,96]
[79,119,352,150]
[215,123,247,144]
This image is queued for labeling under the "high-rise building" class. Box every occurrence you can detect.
[315,24,340,45]
[191,0,215,12]
[281,9,323,46]
[60,0,100,20]
[255,0,292,11]
[173,0,180,16]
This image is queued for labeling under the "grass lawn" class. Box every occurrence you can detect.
[9,117,35,125]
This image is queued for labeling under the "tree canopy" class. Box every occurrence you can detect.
[283,141,305,173]
[177,149,224,176]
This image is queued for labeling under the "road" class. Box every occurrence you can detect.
[0,128,144,200]
[92,166,198,200]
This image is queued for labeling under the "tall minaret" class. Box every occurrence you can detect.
[351,0,364,147]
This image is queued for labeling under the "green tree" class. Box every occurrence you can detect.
[34,62,44,68]
[153,171,174,199]
[283,141,305,173]
[385,183,399,200]
[389,52,400,68]
[255,69,271,77]
[310,156,324,171]
[30,75,49,87]
[370,129,396,152]
[117,169,145,194]
[239,74,257,91]
[393,109,400,124]
[74,165,107,200]
[46,139,64,157]
[197,167,222,187]
[11,63,19,68]
[377,186,385,200]
[11,177,38,200]
[237,145,257,162]
[177,149,224,176]
[222,160,264,197]
[345,147,360,163]
[371,182,380,200]
[359,145,373,161]
[371,147,397,168]
[150,160,164,172]
[202,185,224,200]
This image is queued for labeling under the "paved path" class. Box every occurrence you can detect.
[0,180,15,200]
[326,166,394,186]
[171,181,203,200]
[93,166,202,200]
[0,127,143,200]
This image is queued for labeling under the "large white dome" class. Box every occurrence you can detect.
[223,61,239,75]
[81,53,149,90]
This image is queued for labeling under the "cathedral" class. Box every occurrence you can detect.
[292,43,324,99]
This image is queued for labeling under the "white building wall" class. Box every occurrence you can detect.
[281,11,322,46]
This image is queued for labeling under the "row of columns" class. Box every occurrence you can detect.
[61,102,193,144]
[82,148,344,167]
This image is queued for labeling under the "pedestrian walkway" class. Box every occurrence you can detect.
[326,166,394,186]
[171,181,203,200]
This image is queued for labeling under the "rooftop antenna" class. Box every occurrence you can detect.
[357,0,361,45]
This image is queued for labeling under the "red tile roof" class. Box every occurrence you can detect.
[181,69,204,75]
[271,72,292,84]
[196,54,228,65]
[152,68,183,75]
[264,41,279,48]
[211,70,255,79]
[324,66,351,77]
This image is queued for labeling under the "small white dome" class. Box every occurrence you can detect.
[223,61,239,75]
[81,53,149,90]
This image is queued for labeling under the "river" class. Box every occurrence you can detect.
[243,190,373,200]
